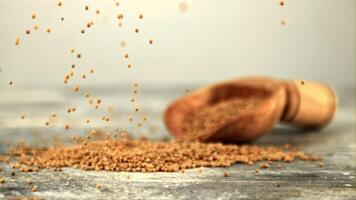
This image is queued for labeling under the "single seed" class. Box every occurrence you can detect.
[14,37,20,46]
[96,99,102,104]
[139,14,143,19]
[31,14,36,19]
[89,99,94,104]
[85,119,90,123]
[149,39,153,44]
[71,107,76,112]
[128,64,132,69]
[223,172,229,177]
[115,2,119,7]
[0,177,5,184]
[81,29,85,34]
[120,41,127,47]
[118,22,122,27]
[143,117,147,121]
[89,69,95,73]
[20,115,26,119]
[64,124,70,130]
[26,30,31,35]
[61,17,64,21]
[52,113,57,117]
[137,123,142,127]
[34,25,39,30]
[70,71,74,77]
[280,20,286,26]
[85,5,89,10]
[134,28,139,33]
[85,93,90,98]
[27,179,32,185]
[130,98,135,102]
[9,81,14,85]
[279,1,285,6]
[73,86,80,92]
[96,183,102,189]
[124,54,129,59]
[82,74,86,79]
[96,10,100,14]
[77,53,81,59]
[301,80,305,85]
[45,121,50,126]
[70,48,75,53]
[128,117,133,122]
[135,108,139,112]
[57,1,62,6]
[31,185,38,192]
[71,64,75,69]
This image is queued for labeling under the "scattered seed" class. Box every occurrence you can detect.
[9,81,14,85]
[89,69,95,73]
[139,14,143,19]
[52,113,57,117]
[77,53,81,59]
[21,115,26,120]
[31,14,36,19]
[124,54,129,59]
[280,20,286,26]
[85,93,90,98]
[85,119,90,123]
[46,28,51,33]
[71,64,75,69]
[82,74,86,79]
[45,121,50,126]
[134,28,139,33]
[85,5,89,11]
[73,86,80,92]
[81,29,85,34]
[279,1,285,6]
[14,37,20,46]
[57,1,62,7]
[64,124,70,130]
[70,48,75,53]
[34,25,39,30]
[0,177,5,184]
[301,80,305,85]
[27,179,32,185]
[25,30,31,35]
[149,39,153,44]
[31,185,38,192]
[128,64,132,69]
[96,10,100,14]
[117,14,124,19]
[135,108,140,112]
[96,183,101,189]
[223,172,229,177]
[61,17,64,21]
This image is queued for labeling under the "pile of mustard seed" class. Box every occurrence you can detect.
[10,139,319,172]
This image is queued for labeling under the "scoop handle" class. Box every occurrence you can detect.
[282,80,337,129]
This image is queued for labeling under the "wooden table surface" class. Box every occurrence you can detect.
[0,85,355,200]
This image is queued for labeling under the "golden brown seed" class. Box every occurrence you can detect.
[52,113,57,117]
[73,86,80,92]
[117,14,124,19]
[139,14,143,19]
[82,74,86,79]
[223,172,229,177]
[14,37,20,46]
[45,121,50,126]
[77,53,81,59]
[279,1,285,6]
[260,163,269,168]
[96,10,100,14]
[96,99,102,104]
[85,5,89,10]
[85,119,90,123]
[57,1,62,6]
[128,117,133,122]
[32,14,36,19]
[301,80,305,85]
[96,183,101,189]
[130,98,135,102]
[71,107,76,112]
[46,28,51,33]
[70,48,75,53]
[31,185,38,192]
[128,64,132,69]
[143,117,147,121]
[149,39,153,44]
[34,25,39,30]
[71,64,75,69]
[64,124,70,130]
[89,69,95,73]
[124,54,129,59]
[135,108,139,112]
[27,179,32,185]
[81,29,85,34]
[9,81,14,85]
[26,30,31,35]
[280,20,286,26]
[61,17,64,21]
[0,177,5,184]
[134,28,139,33]
[85,93,90,98]
[21,115,26,120]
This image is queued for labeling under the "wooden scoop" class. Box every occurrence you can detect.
[164,77,337,143]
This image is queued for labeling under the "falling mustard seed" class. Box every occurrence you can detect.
[9,81,14,85]
[279,1,285,6]
[134,28,139,33]
[31,185,38,192]
[89,69,95,73]
[128,64,132,69]
[46,28,51,33]
[139,14,143,19]
[77,53,81,59]
[14,37,20,46]
[96,10,100,14]
[45,121,50,126]
[81,29,85,34]
[85,5,89,11]
[73,86,80,92]
[149,39,153,44]
[70,48,75,53]
[82,74,86,79]
[31,14,36,19]
[64,124,70,130]
[26,30,31,35]
[57,1,62,7]
[34,25,39,30]
[21,115,26,120]
[71,64,75,69]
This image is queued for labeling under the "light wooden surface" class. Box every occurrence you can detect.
[0,85,355,200]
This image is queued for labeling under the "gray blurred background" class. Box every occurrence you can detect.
[0,0,354,141]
